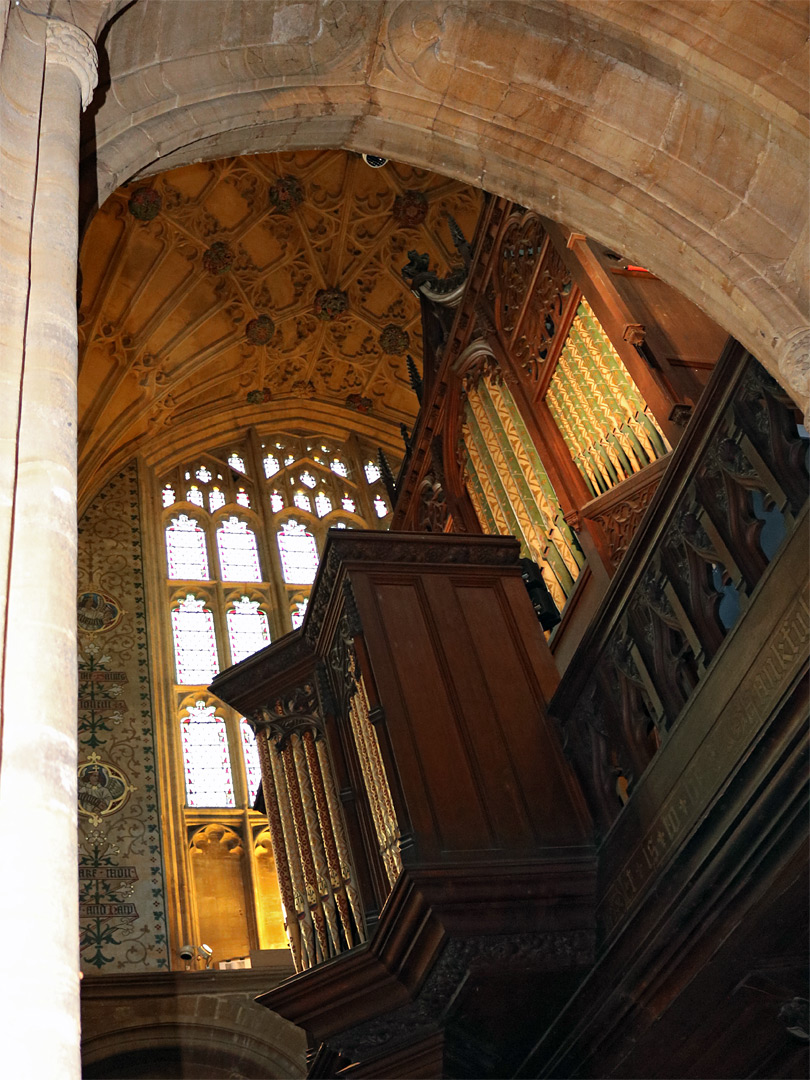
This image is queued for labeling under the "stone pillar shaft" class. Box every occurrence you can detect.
[0,18,96,1080]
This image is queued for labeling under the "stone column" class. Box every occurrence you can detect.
[0,18,96,1080]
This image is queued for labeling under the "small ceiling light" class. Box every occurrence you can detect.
[362,154,387,168]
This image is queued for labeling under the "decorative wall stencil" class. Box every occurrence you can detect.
[346,394,373,413]
[245,314,275,344]
[379,324,409,355]
[127,186,162,222]
[77,589,122,633]
[78,756,133,825]
[392,189,428,227]
[314,287,349,321]
[269,175,304,213]
[202,240,234,274]
[77,151,482,502]
[77,463,169,972]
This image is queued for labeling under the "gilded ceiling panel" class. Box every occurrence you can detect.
[78,149,482,500]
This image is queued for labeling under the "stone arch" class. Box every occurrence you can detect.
[83,0,809,407]
[81,992,306,1078]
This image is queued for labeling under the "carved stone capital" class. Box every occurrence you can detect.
[46,21,98,110]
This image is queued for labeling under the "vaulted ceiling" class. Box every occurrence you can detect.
[77,149,482,505]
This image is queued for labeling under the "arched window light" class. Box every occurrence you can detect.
[236,488,251,508]
[227,596,271,664]
[278,520,319,584]
[291,598,308,629]
[172,595,219,684]
[209,487,226,513]
[166,515,209,580]
[228,452,246,473]
[341,495,356,513]
[263,454,280,478]
[162,485,176,508]
[269,490,284,513]
[196,465,213,483]
[181,700,234,808]
[314,492,332,518]
[300,471,316,489]
[293,491,312,513]
[330,458,348,478]
[364,461,381,484]
[217,516,262,582]
[239,719,262,806]
[186,485,204,507]
[373,495,389,518]
[283,453,295,466]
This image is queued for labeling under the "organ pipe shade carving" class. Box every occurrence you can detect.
[546,300,670,496]
[462,377,584,615]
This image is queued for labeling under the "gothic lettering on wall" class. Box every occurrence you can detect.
[77,464,170,971]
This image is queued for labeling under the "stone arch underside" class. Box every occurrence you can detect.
[82,0,809,409]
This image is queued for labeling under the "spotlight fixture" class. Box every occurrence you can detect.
[198,943,213,969]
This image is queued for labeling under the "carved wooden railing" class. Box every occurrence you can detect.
[550,341,809,831]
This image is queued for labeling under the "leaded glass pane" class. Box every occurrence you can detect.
[172,595,219,684]
[284,454,295,466]
[162,485,176,508]
[240,719,262,806]
[278,520,319,584]
[264,454,280,478]
[181,701,234,807]
[364,462,381,484]
[331,458,348,477]
[315,492,332,517]
[373,495,388,518]
[291,599,308,629]
[228,452,246,473]
[217,516,262,582]
[196,465,213,483]
[166,515,209,580]
[209,487,226,513]
[227,597,271,664]
[269,491,284,513]
[236,488,251,508]
[341,496,356,513]
[293,491,312,513]
[186,485,204,507]
[300,471,316,489]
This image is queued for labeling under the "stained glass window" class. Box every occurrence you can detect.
[291,598,308,629]
[186,485,204,507]
[216,517,261,582]
[228,452,246,473]
[278,520,319,584]
[300,471,316,489]
[364,462,381,484]
[314,492,332,517]
[236,488,251,508]
[227,596,271,664]
[209,487,226,513]
[166,515,209,580]
[293,491,312,513]
[263,454,279,478]
[341,495,356,513]
[196,465,213,483]
[172,595,219,684]
[331,458,348,477]
[162,485,176,508]
[373,495,388,518]
[240,719,262,806]
[269,490,284,513]
[284,454,295,466]
[181,701,234,807]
